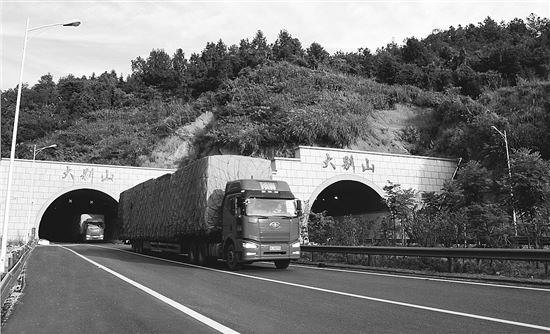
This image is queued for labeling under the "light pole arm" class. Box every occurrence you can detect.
[28,21,80,32]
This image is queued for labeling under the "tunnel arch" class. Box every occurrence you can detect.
[308,174,388,217]
[37,186,118,242]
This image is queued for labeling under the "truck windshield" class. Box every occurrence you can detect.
[246,198,297,217]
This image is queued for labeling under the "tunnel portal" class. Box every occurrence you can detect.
[310,180,388,217]
[38,189,118,242]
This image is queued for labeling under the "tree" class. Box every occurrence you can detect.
[32,74,59,107]
[170,48,191,99]
[272,30,306,66]
[375,53,400,85]
[509,148,550,247]
[402,37,430,67]
[143,49,177,90]
[238,30,272,69]
[383,182,417,245]
[306,42,329,70]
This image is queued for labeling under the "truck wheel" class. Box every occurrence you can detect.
[274,259,290,269]
[225,244,241,271]
[132,240,142,253]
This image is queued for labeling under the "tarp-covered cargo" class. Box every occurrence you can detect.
[118,155,272,241]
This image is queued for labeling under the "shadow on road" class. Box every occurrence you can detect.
[57,242,287,273]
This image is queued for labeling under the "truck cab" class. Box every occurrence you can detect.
[222,179,302,269]
[77,214,105,242]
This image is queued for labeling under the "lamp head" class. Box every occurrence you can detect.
[63,21,81,27]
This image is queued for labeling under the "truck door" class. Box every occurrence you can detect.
[222,195,240,242]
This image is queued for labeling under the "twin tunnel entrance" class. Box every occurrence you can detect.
[37,180,387,242]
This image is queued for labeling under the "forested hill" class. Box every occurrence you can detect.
[1,14,549,171]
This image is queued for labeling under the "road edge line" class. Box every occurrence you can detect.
[60,245,239,334]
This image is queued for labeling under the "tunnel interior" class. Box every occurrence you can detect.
[311,180,388,217]
[38,189,118,242]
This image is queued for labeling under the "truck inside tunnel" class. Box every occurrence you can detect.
[38,189,118,242]
[310,180,388,217]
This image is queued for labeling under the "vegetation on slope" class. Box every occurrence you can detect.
[1,14,549,248]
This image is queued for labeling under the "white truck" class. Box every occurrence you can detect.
[74,214,105,242]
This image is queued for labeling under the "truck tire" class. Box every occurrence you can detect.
[189,242,207,266]
[274,259,290,269]
[225,243,241,271]
[132,240,143,253]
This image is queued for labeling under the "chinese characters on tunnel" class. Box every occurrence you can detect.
[322,153,375,173]
[61,166,114,183]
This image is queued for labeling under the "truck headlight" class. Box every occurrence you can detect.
[242,241,258,249]
[291,241,301,248]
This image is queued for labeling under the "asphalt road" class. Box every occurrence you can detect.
[3,244,549,334]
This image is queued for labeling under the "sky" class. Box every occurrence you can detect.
[1,1,549,91]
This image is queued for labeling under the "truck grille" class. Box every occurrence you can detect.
[258,219,290,242]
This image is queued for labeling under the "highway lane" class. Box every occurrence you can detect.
[2,245,222,334]
[4,244,550,333]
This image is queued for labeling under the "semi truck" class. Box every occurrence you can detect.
[74,214,105,242]
[117,155,302,270]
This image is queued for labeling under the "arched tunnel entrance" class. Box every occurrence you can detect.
[311,180,388,217]
[308,180,390,245]
[39,189,118,242]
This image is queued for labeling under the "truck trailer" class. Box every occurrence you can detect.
[117,155,302,269]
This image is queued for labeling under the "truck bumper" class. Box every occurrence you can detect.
[241,241,301,262]
[86,235,104,241]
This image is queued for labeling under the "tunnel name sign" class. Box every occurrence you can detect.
[322,153,374,173]
[61,166,114,183]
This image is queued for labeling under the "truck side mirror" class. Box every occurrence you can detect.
[296,200,303,217]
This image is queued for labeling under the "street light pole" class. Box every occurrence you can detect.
[0,18,80,275]
[24,144,57,243]
[491,126,518,236]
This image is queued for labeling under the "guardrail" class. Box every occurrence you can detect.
[300,245,550,274]
[1,243,35,308]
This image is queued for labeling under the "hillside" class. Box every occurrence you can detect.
[1,14,548,170]
[139,103,422,168]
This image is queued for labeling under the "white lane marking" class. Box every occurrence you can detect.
[291,264,550,292]
[89,245,550,333]
[60,246,239,334]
